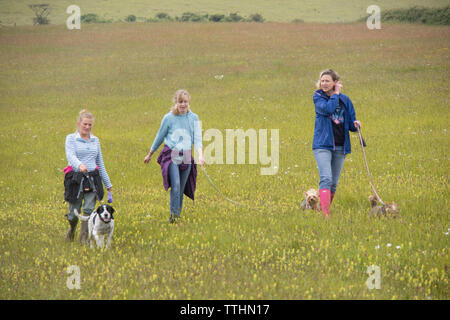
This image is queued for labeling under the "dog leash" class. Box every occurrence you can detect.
[84,172,113,206]
[200,165,259,211]
[84,173,115,224]
[84,173,105,206]
[356,126,386,206]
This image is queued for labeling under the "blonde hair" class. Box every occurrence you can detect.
[77,109,94,123]
[316,69,341,89]
[171,89,190,115]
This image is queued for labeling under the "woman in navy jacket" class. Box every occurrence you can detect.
[312,69,361,217]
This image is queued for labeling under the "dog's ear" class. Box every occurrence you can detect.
[108,206,115,220]
[96,206,103,214]
[304,191,308,197]
[368,196,377,208]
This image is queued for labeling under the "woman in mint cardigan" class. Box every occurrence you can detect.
[144,90,204,223]
[312,69,361,217]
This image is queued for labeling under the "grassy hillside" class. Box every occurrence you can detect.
[0,0,449,25]
[0,22,448,299]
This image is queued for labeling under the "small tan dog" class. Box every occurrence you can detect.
[300,189,320,211]
[368,195,399,218]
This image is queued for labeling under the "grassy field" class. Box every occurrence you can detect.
[0,0,449,25]
[0,21,449,299]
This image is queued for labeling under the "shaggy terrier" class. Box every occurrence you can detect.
[368,195,399,218]
[300,189,320,211]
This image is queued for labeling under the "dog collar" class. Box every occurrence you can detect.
[94,213,111,224]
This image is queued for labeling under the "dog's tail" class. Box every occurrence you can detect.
[74,209,90,221]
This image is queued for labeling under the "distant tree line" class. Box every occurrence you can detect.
[80,12,266,24]
[28,5,449,26]
[361,6,450,25]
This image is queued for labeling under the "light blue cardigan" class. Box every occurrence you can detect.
[150,110,202,153]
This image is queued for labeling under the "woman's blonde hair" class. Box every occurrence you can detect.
[171,89,190,115]
[316,69,340,89]
[77,109,94,123]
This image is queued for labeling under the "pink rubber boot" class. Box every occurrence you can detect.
[330,192,335,205]
[319,189,331,218]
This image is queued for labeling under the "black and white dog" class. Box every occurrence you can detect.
[74,204,115,249]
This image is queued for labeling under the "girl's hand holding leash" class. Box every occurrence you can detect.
[354,120,361,129]
[144,150,153,164]
[197,148,205,166]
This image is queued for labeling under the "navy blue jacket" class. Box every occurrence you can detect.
[312,89,358,154]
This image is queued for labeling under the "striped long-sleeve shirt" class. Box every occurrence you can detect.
[65,131,112,189]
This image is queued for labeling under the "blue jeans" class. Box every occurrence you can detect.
[168,162,191,217]
[313,146,346,193]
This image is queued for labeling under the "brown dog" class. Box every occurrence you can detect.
[368,195,399,218]
[300,189,320,211]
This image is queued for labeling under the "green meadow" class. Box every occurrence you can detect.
[0,0,449,25]
[0,21,448,299]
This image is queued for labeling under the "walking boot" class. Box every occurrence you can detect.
[169,214,180,224]
[65,219,78,242]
